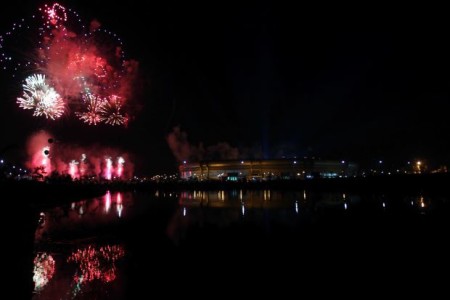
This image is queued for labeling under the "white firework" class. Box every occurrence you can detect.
[17,74,64,120]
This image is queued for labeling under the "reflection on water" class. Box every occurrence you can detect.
[33,253,55,292]
[33,191,131,299]
[67,244,125,298]
[32,243,125,299]
[35,191,131,243]
[32,189,448,298]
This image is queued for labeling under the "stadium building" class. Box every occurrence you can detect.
[179,159,358,181]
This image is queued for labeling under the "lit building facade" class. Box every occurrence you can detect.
[179,159,358,181]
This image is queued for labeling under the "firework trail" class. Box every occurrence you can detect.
[1,3,138,126]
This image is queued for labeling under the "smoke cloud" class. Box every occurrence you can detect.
[166,126,239,162]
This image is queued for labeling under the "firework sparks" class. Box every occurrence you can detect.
[100,96,128,126]
[33,252,56,291]
[44,3,67,27]
[26,131,134,179]
[69,160,79,178]
[76,94,106,125]
[79,153,87,176]
[105,157,113,180]
[2,3,138,126]
[17,74,65,120]
[67,244,125,284]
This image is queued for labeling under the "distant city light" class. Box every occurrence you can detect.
[379,160,383,164]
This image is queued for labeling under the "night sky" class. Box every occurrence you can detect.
[1,1,450,174]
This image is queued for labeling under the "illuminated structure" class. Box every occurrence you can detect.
[179,159,358,181]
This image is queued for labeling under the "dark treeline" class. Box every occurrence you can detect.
[3,173,450,205]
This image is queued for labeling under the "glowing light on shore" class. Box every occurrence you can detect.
[41,146,51,174]
[26,131,133,179]
[117,156,124,177]
[79,154,87,176]
[105,157,112,180]
[69,160,78,178]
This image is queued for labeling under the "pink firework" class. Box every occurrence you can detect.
[69,160,78,178]
[105,157,113,180]
[26,131,134,180]
[79,153,87,176]
[100,96,128,126]
[116,156,125,177]
[104,191,111,213]
[75,94,106,125]
[44,3,67,27]
[41,147,50,171]
[67,244,125,285]
[116,192,123,217]
[26,131,53,177]
[1,3,139,126]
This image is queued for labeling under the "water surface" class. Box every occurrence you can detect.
[32,189,450,298]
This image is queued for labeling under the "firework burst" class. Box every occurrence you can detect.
[75,93,106,125]
[1,3,138,126]
[100,96,128,126]
[17,74,65,120]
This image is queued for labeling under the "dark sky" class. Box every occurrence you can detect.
[1,1,450,174]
